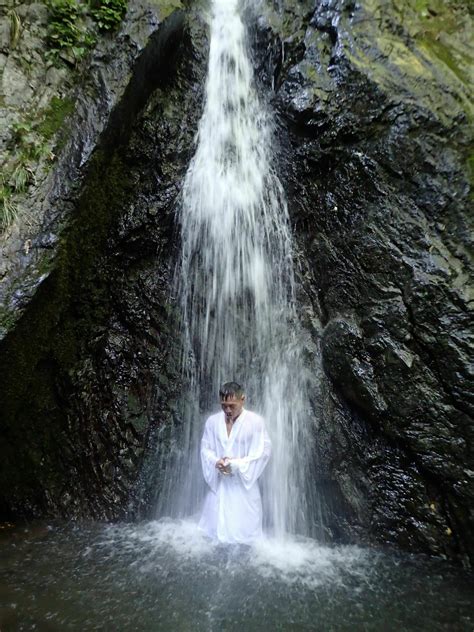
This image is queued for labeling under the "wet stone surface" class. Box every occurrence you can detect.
[254,0,473,563]
[0,4,207,521]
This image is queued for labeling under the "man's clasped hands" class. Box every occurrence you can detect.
[216,457,233,475]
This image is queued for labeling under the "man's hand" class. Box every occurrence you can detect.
[216,457,232,475]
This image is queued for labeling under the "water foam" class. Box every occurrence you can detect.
[101,519,215,561]
[95,521,369,590]
[251,537,370,589]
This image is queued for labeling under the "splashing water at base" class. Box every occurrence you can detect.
[1,521,473,631]
[101,520,370,591]
[155,0,314,538]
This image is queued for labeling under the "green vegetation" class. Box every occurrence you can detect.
[394,0,473,82]
[0,304,19,345]
[90,0,127,32]
[0,121,38,230]
[412,0,473,17]
[410,1,474,119]
[45,0,127,62]
[2,0,187,232]
[9,9,22,49]
[37,96,75,139]
[2,0,127,232]
[149,0,182,20]
[1,97,74,232]
[46,0,91,61]
[0,185,18,231]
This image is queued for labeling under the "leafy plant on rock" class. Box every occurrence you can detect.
[90,0,127,32]
[45,0,94,62]
[44,0,127,63]
[46,0,81,47]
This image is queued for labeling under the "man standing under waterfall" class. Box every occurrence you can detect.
[198,382,271,544]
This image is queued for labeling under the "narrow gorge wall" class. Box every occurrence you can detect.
[255,0,473,563]
[0,1,207,519]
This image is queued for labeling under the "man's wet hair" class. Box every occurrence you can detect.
[219,382,245,400]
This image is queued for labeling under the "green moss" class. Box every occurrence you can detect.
[37,96,75,140]
[419,35,470,82]
[394,0,473,27]
[36,252,56,277]
[0,307,17,334]
[346,0,473,125]
[408,0,473,89]
[130,412,149,433]
[148,0,183,20]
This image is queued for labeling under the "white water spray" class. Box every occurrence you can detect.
[156,0,314,537]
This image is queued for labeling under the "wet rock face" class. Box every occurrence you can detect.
[0,7,207,520]
[256,0,473,562]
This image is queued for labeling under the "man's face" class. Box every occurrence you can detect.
[220,395,245,422]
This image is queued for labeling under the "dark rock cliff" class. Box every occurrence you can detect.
[0,0,472,565]
[254,0,473,564]
[0,1,207,519]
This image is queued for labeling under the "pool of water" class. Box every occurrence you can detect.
[1,520,473,631]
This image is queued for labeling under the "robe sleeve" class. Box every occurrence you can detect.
[230,418,271,490]
[201,417,219,493]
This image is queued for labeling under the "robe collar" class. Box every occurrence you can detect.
[221,408,246,451]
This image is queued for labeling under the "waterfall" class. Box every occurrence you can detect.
[155,0,314,538]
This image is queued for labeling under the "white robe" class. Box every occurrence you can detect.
[198,408,271,544]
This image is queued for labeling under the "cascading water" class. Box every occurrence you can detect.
[156,0,314,538]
